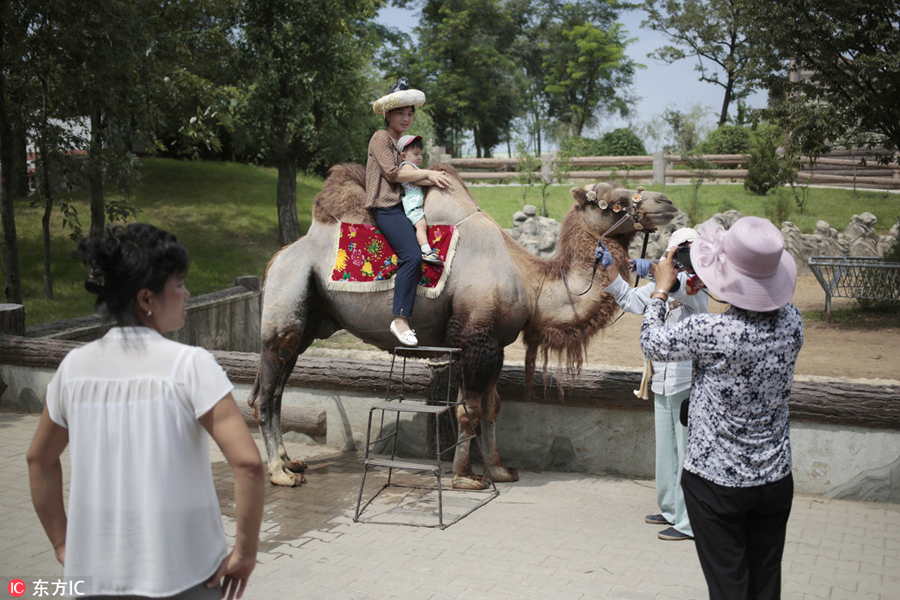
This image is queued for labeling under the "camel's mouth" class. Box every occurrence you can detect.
[637,194,679,229]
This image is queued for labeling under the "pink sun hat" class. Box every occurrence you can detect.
[690,216,797,312]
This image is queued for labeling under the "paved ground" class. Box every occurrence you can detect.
[2,409,898,600]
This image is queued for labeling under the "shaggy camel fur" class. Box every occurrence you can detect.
[248,163,678,487]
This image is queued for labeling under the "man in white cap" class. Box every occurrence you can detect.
[602,227,707,542]
[640,216,802,599]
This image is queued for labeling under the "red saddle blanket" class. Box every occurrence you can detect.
[328,222,458,297]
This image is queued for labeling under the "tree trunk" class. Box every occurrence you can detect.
[275,152,300,245]
[88,103,105,238]
[0,85,23,304]
[39,151,54,299]
[11,124,29,198]
[718,77,734,127]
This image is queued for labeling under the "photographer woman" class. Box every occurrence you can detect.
[639,217,803,600]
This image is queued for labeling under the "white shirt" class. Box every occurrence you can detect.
[46,327,234,596]
[603,272,708,396]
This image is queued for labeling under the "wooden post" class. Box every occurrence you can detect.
[652,152,667,185]
[541,151,555,183]
[0,304,25,335]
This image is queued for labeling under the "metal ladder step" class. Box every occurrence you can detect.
[365,457,441,473]
[373,401,453,414]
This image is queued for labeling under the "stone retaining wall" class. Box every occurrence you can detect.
[2,335,897,503]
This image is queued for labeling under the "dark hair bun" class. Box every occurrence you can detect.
[78,223,189,324]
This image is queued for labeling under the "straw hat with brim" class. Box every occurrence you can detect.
[373,88,426,115]
[689,216,797,312]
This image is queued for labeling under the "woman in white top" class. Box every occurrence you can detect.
[27,223,265,600]
[602,228,707,542]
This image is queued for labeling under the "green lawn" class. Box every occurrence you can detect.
[472,179,899,232]
[4,157,898,325]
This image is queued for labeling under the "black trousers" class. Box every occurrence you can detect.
[681,469,794,600]
[372,204,423,318]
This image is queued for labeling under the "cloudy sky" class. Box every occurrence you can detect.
[375,4,767,152]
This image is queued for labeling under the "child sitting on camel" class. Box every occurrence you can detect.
[397,134,443,267]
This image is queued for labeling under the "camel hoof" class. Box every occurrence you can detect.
[269,468,305,487]
[487,465,519,482]
[284,459,308,473]
[452,475,490,490]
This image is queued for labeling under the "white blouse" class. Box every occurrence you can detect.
[46,327,234,596]
[603,272,709,396]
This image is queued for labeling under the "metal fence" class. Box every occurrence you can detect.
[807,256,900,320]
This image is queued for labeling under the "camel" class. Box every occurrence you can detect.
[248,163,678,487]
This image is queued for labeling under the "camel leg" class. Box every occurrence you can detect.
[451,387,489,490]
[249,331,309,486]
[480,384,518,482]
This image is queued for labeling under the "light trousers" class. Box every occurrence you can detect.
[655,389,692,536]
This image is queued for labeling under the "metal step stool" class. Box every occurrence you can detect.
[353,346,498,529]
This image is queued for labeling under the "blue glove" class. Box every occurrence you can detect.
[631,258,652,278]
[594,241,613,268]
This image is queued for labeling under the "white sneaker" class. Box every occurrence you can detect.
[389,321,418,346]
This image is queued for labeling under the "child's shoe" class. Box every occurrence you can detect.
[422,249,443,267]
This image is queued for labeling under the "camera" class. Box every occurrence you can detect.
[672,245,693,272]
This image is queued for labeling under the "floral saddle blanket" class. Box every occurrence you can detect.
[326,222,459,299]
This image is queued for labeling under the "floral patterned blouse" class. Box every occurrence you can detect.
[640,300,804,488]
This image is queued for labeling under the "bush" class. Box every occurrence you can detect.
[883,221,900,262]
[595,128,646,156]
[763,188,793,224]
[698,125,750,155]
[560,129,646,157]
[560,136,603,156]
[744,127,785,196]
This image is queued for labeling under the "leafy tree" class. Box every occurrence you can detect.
[658,104,713,154]
[643,0,755,127]
[410,0,520,158]
[543,3,638,137]
[0,0,29,302]
[738,0,900,160]
[514,141,542,206]
[234,0,379,244]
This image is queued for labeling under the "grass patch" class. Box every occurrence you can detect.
[6,158,321,324]
[4,157,898,324]
[470,181,899,232]
[804,303,900,328]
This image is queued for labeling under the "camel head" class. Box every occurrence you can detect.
[570,182,678,236]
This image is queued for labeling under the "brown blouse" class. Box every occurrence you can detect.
[365,129,403,209]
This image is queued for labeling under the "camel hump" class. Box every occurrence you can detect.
[312,163,374,226]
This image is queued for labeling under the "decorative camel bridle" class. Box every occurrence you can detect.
[561,183,654,297]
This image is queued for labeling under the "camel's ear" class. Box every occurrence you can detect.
[570,186,589,206]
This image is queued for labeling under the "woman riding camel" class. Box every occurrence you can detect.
[367,77,452,346]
